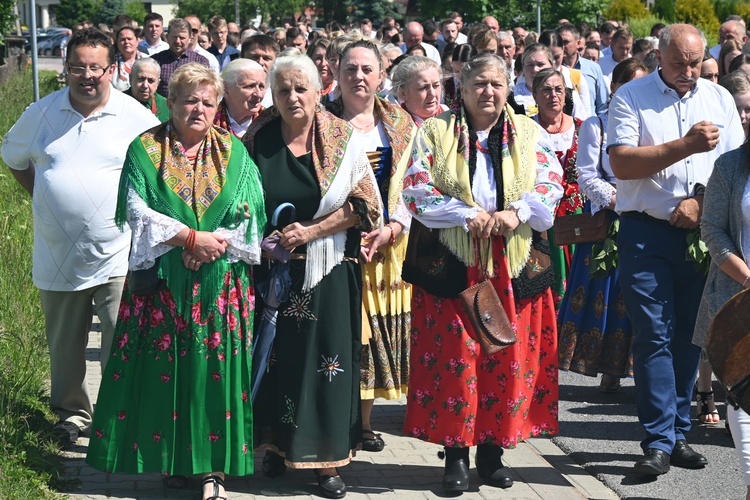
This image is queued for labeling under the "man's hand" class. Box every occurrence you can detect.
[683,121,720,155]
[669,197,702,229]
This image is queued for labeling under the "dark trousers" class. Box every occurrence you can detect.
[617,213,703,454]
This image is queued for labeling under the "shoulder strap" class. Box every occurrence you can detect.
[597,116,604,173]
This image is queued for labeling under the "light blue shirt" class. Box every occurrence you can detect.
[608,70,745,220]
[574,56,609,115]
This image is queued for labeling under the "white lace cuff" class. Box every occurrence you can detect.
[588,183,616,214]
[509,201,531,224]
[214,224,262,265]
[127,187,187,270]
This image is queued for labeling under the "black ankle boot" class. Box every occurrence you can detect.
[475,444,513,488]
[441,446,470,492]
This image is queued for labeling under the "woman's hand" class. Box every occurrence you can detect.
[280,222,316,251]
[607,193,617,210]
[359,222,402,262]
[192,231,229,262]
[491,210,521,237]
[467,211,493,238]
[181,250,202,271]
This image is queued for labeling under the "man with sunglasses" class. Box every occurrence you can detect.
[1,27,159,449]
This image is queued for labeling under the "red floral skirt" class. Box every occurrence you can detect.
[403,237,559,448]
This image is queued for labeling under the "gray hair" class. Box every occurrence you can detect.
[268,51,322,95]
[129,57,161,87]
[658,24,707,53]
[460,52,511,92]
[497,31,515,44]
[719,70,750,96]
[531,67,564,95]
[221,58,265,87]
[390,55,440,96]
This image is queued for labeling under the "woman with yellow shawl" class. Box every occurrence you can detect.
[326,38,416,452]
[401,53,563,493]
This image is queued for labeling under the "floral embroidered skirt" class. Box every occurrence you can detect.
[360,239,411,400]
[403,238,559,448]
[86,265,256,476]
[253,258,362,468]
[557,223,634,378]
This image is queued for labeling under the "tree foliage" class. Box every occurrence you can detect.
[0,0,17,44]
[176,0,306,27]
[604,0,650,21]
[675,0,720,42]
[97,0,124,25]
[347,0,398,23]
[55,0,102,28]
[124,0,148,24]
[651,0,676,22]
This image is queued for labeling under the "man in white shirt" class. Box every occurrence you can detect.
[400,21,442,65]
[598,27,633,78]
[185,15,220,73]
[137,12,168,55]
[0,28,159,449]
[608,24,745,478]
[709,20,747,60]
[437,18,460,55]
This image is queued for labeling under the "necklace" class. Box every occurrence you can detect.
[542,115,565,135]
[344,111,376,132]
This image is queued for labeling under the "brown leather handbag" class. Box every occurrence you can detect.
[459,249,517,355]
[552,209,611,246]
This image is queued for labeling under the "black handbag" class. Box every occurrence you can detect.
[127,257,165,296]
[511,230,555,300]
[402,219,467,298]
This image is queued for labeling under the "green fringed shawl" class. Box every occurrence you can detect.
[115,125,266,320]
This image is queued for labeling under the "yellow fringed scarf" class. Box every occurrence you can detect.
[418,104,539,278]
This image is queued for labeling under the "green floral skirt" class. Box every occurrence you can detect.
[86,263,255,476]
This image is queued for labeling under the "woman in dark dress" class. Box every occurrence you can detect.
[244,51,380,499]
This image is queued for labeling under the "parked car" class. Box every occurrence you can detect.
[37,32,66,56]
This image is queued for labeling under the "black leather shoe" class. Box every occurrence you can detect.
[51,421,81,449]
[442,447,470,492]
[475,444,513,488]
[670,440,708,469]
[314,471,346,499]
[261,450,287,478]
[634,449,671,475]
[361,429,385,452]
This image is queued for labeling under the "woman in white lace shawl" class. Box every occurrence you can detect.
[557,58,648,394]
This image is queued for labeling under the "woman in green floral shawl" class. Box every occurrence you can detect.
[86,63,266,500]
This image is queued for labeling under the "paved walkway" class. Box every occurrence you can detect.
[59,321,618,500]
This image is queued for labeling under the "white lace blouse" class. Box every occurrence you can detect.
[402,126,564,231]
[576,113,617,214]
[125,184,261,270]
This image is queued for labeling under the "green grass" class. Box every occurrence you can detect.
[0,69,71,498]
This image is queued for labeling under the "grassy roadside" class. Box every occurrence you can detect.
[0,68,70,498]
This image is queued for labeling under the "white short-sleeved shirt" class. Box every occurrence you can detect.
[0,88,160,291]
[137,39,169,55]
[607,70,745,220]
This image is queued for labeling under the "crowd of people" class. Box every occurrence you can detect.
[4,8,750,500]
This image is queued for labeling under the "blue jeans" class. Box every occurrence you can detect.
[617,213,703,454]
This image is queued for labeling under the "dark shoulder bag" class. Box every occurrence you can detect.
[402,219,467,298]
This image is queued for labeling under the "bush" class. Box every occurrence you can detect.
[676,0,720,46]
[605,0,650,21]
[0,68,67,498]
[627,14,669,39]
